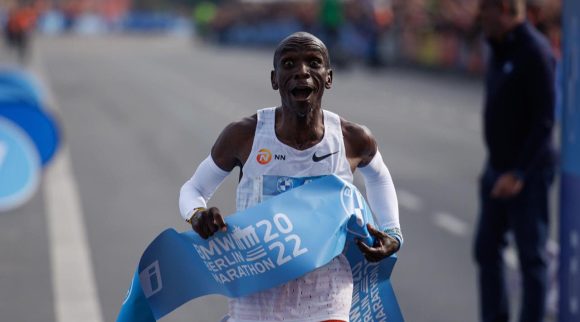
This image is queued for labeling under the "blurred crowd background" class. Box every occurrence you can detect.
[0,0,562,73]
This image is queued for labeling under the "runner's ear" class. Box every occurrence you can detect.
[325,70,333,89]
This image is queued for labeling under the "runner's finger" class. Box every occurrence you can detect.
[198,222,211,239]
[356,238,381,256]
[214,214,227,232]
[207,207,225,232]
[367,224,385,238]
[208,222,220,235]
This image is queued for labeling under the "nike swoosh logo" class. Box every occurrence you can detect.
[312,151,338,162]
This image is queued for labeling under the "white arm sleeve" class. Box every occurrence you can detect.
[358,151,403,245]
[179,155,230,221]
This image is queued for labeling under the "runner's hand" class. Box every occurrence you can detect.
[190,207,227,239]
[356,224,399,262]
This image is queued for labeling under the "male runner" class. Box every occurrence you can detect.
[179,32,402,322]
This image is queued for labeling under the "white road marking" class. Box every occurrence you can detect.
[33,62,104,322]
[397,189,423,212]
[433,212,469,237]
[45,150,104,322]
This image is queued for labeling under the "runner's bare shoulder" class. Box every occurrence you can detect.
[211,114,258,171]
[340,117,377,167]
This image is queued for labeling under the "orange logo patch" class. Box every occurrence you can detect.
[256,148,272,165]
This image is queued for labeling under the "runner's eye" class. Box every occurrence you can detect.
[310,60,322,68]
[283,60,294,68]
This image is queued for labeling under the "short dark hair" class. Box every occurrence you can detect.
[273,32,331,69]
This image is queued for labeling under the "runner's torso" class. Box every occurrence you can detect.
[229,107,353,322]
[236,107,353,210]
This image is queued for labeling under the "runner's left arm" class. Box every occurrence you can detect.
[358,151,403,247]
[342,120,402,261]
[356,151,402,262]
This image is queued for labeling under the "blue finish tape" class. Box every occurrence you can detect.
[117,175,403,322]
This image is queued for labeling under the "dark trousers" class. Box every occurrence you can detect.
[474,164,553,322]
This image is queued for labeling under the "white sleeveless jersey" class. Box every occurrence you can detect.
[229,107,354,322]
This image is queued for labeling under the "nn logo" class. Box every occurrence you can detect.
[257,148,285,164]
[139,261,163,298]
[257,148,272,165]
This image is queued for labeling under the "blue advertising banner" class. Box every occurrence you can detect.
[560,174,580,321]
[0,87,40,106]
[0,68,44,106]
[117,175,403,322]
[560,1,580,321]
[0,117,41,211]
[0,103,60,166]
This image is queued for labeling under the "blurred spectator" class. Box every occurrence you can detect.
[473,1,556,322]
[526,0,562,123]
[368,0,394,67]
[345,0,390,67]
[4,1,37,64]
[391,0,484,73]
[319,0,345,66]
[193,1,217,41]
[527,0,561,57]
[24,0,554,75]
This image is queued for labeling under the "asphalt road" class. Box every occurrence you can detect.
[1,34,495,322]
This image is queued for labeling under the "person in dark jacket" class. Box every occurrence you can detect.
[474,0,556,321]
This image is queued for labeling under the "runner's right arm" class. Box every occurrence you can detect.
[178,115,256,239]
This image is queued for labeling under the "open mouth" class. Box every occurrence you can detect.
[291,86,314,100]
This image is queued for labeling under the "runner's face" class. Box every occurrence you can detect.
[271,37,332,118]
